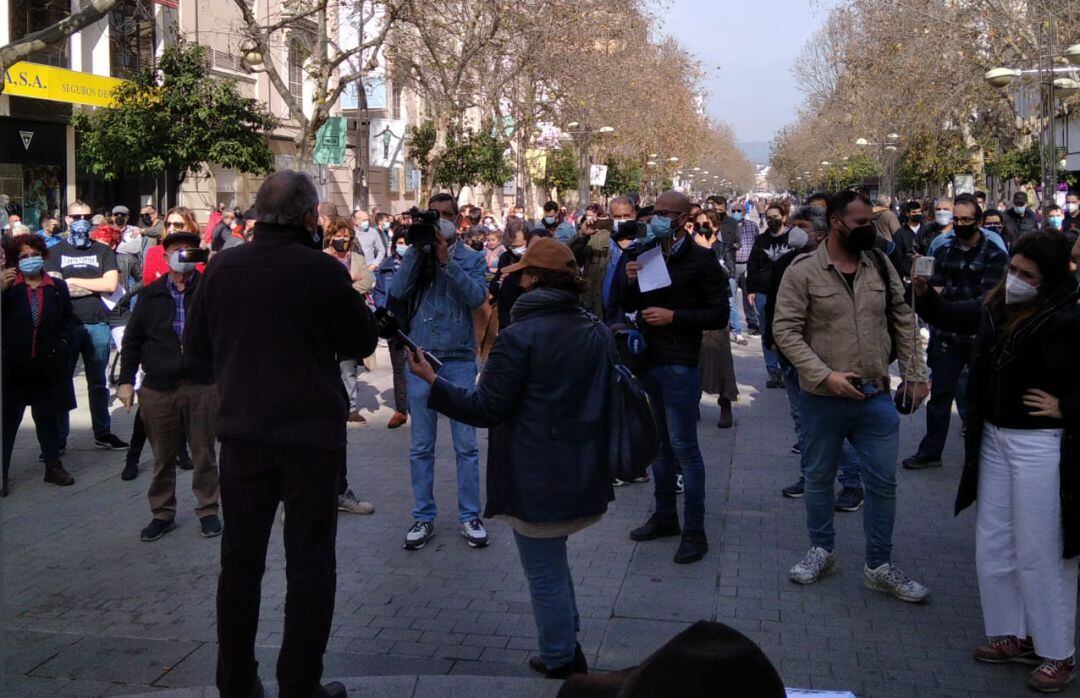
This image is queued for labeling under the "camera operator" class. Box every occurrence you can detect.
[621,190,729,565]
[388,193,490,552]
[570,196,635,319]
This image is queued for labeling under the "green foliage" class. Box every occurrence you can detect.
[407,120,437,182]
[896,130,971,190]
[71,41,276,182]
[986,143,1040,186]
[433,122,513,195]
[601,158,643,197]
[822,154,879,192]
[540,146,578,196]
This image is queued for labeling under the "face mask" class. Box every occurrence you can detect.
[838,220,877,253]
[381,221,391,231]
[469,239,484,251]
[766,218,782,233]
[984,223,1003,233]
[1005,273,1039,305]
[331,238,349,253]
[1012,205,1026,216]
[484,218,494,226]
[514,212,524,219]
[395,244,409,257]
[1049,215,1064,230]
[647,215,674,241]
[788,227,809,249]
[908,213,923,224]
[140,214,153,226]
[18,256,43,275]
[360,220,370,231]
[542,216,556,226]
[934,210,953,227]
[954,223,978,240]
[437,218,457,241]
[511,245,526,257]
[69,219,93,248]
[168,249,197,274]
[732,211,743,222]
[1068,203,1079,215]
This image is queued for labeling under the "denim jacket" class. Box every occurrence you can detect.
[388,241,487,361]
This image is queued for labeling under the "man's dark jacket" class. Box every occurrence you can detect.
[120,272,213,391]
[185,223,377,450]
[620,238,729,366]
[1003,207,1038,244]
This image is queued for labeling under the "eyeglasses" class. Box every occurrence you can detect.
[113,213,128,219]
[165,220,187,229]
[70,213,93,221]
[955,217,978,225]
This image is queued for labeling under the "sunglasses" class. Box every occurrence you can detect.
[70,213,93,221]
[165,220,187,229]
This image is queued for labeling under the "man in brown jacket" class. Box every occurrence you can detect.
[773,190,931,603]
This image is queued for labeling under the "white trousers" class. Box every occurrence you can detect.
[976,424,1077,660]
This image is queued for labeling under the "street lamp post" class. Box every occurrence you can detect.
[985,22,1080,212]
[560,124,614,209]
[855,133,900,196]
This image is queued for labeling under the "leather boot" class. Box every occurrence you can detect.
[717,398,733,429]
[43,460,75,486]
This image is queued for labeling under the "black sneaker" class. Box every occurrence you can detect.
[901,454,942,470]
[140,518,177,542]
[314,681,347,698]
[835,486,864,512]
[766,371,784,389]
[674,532,708,564]
[95,433,129,450]
[199,514,223,538]
[790,442,802,455]
[404,521,435,550]
[121,459,139,481]
[782,478,805,498]
[528,643,588,679]
[178,452,194,471]
[629,513,681,541]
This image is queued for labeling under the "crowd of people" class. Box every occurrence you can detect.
[3,174,1080,695]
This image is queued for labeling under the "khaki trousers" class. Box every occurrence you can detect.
[139,383,220,521]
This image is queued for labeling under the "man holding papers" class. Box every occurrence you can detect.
[620,190,729,564]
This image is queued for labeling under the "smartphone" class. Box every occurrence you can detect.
[594,218,613,231]
[177,248,210,264]
[913,256,934,278]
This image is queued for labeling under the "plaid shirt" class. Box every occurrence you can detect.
[735,219,759,263]
[929,234,1007,345]
[165,274,196,341]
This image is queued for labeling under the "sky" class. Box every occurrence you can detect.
[657,0,838,145]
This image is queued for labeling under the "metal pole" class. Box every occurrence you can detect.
[578,130,591,210]
[1043,14,1058,213]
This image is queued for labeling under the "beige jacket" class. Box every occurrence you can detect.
[773,243,928,396]
[324,248,375,294]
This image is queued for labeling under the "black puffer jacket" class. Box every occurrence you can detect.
[428,288,615,523]
[916,284,1080,557]
[619,238,729,366]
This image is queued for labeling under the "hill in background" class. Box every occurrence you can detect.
[738,141,771,167]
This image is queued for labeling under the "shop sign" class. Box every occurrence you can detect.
[3,61,125,108]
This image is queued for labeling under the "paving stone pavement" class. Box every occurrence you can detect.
[1,338,1076,697]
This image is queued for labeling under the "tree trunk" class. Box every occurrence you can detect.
[421,117,450,202]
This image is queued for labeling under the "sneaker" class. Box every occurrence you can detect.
[974,636,1038,665]
[199,514,223,538]
[338,489,375,515]
[177,452,194,471]
[675,473,684,494]
[781,478,805,499]
[1029,658,1076,693]
[863,562,929,602]
[404,521,435,550]
[140,518,177,542]
[629,513,681,542]
[612,478,631,487]
[674,532,708,564]
[734,333,748,345]
[121,459,139,481]
[902,454,942,470]
[631,474,650,484]
[789,547,837,585]
[835,486,864,512]
[766,372,784,389]
[43,460,75,486]
[528,643,588,679]
[315,681,348,698]
[387,411,408,429]
[95,433,129,450]
[790,442,801,455]
[461,519,489,548]
[347,411,367,424]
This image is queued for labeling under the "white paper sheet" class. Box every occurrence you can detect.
[636,245,671,293]
[100,286,125,311]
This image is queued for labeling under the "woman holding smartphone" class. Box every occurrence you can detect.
[913,231,1080,693]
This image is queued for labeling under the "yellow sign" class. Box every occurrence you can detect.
[3,62,125,108]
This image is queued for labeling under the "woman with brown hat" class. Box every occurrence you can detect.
[407,237,615,679]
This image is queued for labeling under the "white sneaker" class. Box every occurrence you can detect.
[789,546,837,585]
[460,519,489,548]
[338,489,374,515]
[404,521,434,550]
[864,562,930,603]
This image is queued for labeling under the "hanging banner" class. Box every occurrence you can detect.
[2,61,125,108]
[313,116,348,165]
[589,164,608,187]
[369,118,405,168]
[525,149,548,180]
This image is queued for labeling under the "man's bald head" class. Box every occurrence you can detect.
[254,170,319,230]
[655,191,691,216]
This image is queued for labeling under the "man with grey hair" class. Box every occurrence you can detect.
[186,170,377,698]
[764,205,864,510]
[872,194,900,242]
[352,208,386,271]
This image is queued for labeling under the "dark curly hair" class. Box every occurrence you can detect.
[10,233,49,259]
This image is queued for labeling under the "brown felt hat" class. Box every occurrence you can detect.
[502,236,578,275]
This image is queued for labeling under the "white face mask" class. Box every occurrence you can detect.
[511,245,526,256]
[787,227,809,249]
[934,210,953,227]
[1068,202,1079,215]
[437,218,457,241]
[1005,273,1039,305]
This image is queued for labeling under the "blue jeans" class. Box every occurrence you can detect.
[405,359,481,523]
[801,391,899,568]
[915,340,970,460]
[643,363,706,533]
[60,322,112,442]
[753,293,780,373]
[728,276,742,334]
[513,532,579,667]
[780,359,861,489]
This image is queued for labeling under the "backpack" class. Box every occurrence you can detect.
[867,248,899,363]
[605,340,660,483]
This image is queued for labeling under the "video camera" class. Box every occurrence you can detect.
[405,206,440,255]
[610,219,647,244]
[374,306,443,370]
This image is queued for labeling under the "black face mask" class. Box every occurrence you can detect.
[766,219,782,233]
[469,239,484,251]
[954,223,978,240]
[331,238,349,253]
[908,213,923,224]
[838,220,877,253]
[140,214,153,226]
[984,223,1003,233]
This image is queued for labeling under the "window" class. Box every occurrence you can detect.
[11,0,70,67]
[109,0,155,78]
[287,37,309,99]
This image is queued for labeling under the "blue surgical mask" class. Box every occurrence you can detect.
[543,216,556,225]
[1049,215,1065,230]
[395,244,408,257]
[360,220,370,231]
[18,256,43,275]
[732,211,743,222]
[1013,205,1026,215]
[69,219,92,248]
[646,215,674,242]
